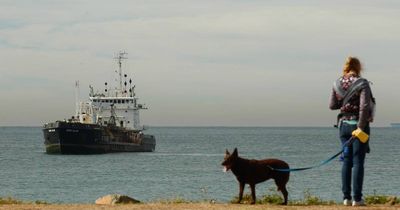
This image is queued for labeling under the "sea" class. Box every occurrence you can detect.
[0,126,399,203]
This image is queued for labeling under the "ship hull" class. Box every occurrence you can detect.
[43,121,156,154]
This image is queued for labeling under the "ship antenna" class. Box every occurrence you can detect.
[114,51,128,92]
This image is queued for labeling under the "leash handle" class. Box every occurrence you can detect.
[352,128,369,143]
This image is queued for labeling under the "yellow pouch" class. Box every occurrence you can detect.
[352,128,369,143]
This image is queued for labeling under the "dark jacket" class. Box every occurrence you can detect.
[329,75,372,129]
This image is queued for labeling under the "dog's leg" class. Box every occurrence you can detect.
[237,182,245,203]
[274,178,289,205]
[250,184,256,204]
[280,185,288,205]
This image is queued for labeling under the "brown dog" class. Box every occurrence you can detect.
[222,148,290,205]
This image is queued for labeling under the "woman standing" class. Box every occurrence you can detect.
[329,56,374,206]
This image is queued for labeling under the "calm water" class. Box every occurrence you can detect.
[0,127,399,203]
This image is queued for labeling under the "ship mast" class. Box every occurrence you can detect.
[114,51,128,92]
[75,80,80,117]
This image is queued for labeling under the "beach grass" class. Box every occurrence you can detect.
[230,190,336,205]
[1,195,398,210]
[0,197,48,205]
[365,194,398,205]
[0,197,24,205]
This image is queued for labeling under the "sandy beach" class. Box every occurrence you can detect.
[1,203,399,210]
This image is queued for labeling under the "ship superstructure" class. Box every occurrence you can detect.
[75,52,145,129]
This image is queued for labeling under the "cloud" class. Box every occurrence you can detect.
[1,1,400,126]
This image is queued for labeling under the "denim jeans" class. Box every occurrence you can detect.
[339,121,370,202]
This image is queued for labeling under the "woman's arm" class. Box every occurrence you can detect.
[329,88,341,110]
[358,86,372,130]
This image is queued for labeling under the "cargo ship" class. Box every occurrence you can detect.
[43,51,156,154]
[391,123,400,128]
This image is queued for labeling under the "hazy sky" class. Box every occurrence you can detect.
[1,0,399,127]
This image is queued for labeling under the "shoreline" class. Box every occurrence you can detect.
[1,203,399,210]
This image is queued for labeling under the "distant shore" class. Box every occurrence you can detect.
[1,203,399,210]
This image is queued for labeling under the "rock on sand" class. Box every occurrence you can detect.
[95,194,140,205]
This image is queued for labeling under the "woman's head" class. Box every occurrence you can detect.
[343,56,362,76]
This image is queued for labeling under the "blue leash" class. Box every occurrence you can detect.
[270,137,355,172]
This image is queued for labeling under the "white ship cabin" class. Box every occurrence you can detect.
[72,51,147,131]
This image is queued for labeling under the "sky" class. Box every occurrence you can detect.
[0,0,399,127]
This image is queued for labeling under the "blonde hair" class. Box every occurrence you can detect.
[343,56,362,76]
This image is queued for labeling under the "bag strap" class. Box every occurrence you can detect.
[333,78,346,97]
[342,78,369,105]
[333,77,369,106]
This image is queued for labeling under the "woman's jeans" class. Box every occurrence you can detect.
[339,121,370,202]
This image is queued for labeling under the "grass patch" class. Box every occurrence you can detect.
[34,200,49,204]
[230,189,399,206]
[259,193,284,205]
[155,197,193,204]
[230,189,336,205]
[0,197,49,205]
[0,197,24,204]
[365,194,398,205]
[290,190,336,205]
[229,188,284,205]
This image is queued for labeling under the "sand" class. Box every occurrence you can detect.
[1,203,399,210]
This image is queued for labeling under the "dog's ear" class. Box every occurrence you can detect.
[232,148,238,157]
[225,149,230,155]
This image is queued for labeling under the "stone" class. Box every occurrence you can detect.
[95,194,140,205]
